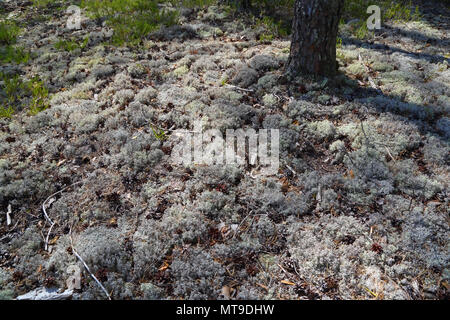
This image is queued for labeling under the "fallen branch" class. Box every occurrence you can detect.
[16,287,73,300]
[6,204,11,226]
[226,84,255,93]
[282,160,298,177]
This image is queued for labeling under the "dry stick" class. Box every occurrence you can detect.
[69,228,112,300]
[384,146,396,163]
[282,160,298,176]
[6,204,12,226]
[226,84,255,93]
[42,181,82,251]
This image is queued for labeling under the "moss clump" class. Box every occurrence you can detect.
[347,61,366,77]
[307,120,336,141]
[371,61,394,72]
[140,283,164,300]
[173,65,190,77]
[262,93,277,108]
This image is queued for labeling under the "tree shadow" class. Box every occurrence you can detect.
[342,36,450,64]
[411,0,450,31]
[285,66,448,148]
[328,0,449,147]
[382,24,450,47]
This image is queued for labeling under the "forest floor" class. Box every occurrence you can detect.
[0,0,449,300]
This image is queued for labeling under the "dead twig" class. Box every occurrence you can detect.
[283,160,298,177]
[385,146,396,163]
[226,84,255,93]
[6,204,11,226]
[42,181,82,251]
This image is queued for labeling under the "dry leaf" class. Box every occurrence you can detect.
[221,286,231,299]
[349,169,355,179]
[108,217,118,227]
[158,261,169,272]
[281,280,295,285]
[49,236,59,245]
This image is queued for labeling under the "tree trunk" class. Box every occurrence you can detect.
[285,0,344,77]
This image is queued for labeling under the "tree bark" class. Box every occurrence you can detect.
[285,0,344,77]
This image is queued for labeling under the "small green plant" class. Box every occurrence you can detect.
[55,39,79,52]
[0,105,14,118]
[0,73,49,118]
[28,77,50,115]
[355,22,370,39]
[336,36,343,49]
[33,0,52,8]
[342,0,421,39]
[178,0,216,8]
[0,46,30,64]
[54,36,89,52]
[2,74,26,102]
[0,21,30,64]
[385,2,421,21]
[32,0,63,9]
[151,124,167,141]
[0,21,20,45]
[255,15,289,41]
[81,0,179,46]
[0,73,26,118]
[220,76,228,87]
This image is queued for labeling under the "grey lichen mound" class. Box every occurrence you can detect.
[171,247,226,299]
[0,0,449,301]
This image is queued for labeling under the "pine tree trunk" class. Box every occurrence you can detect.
[286,0,344,77]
